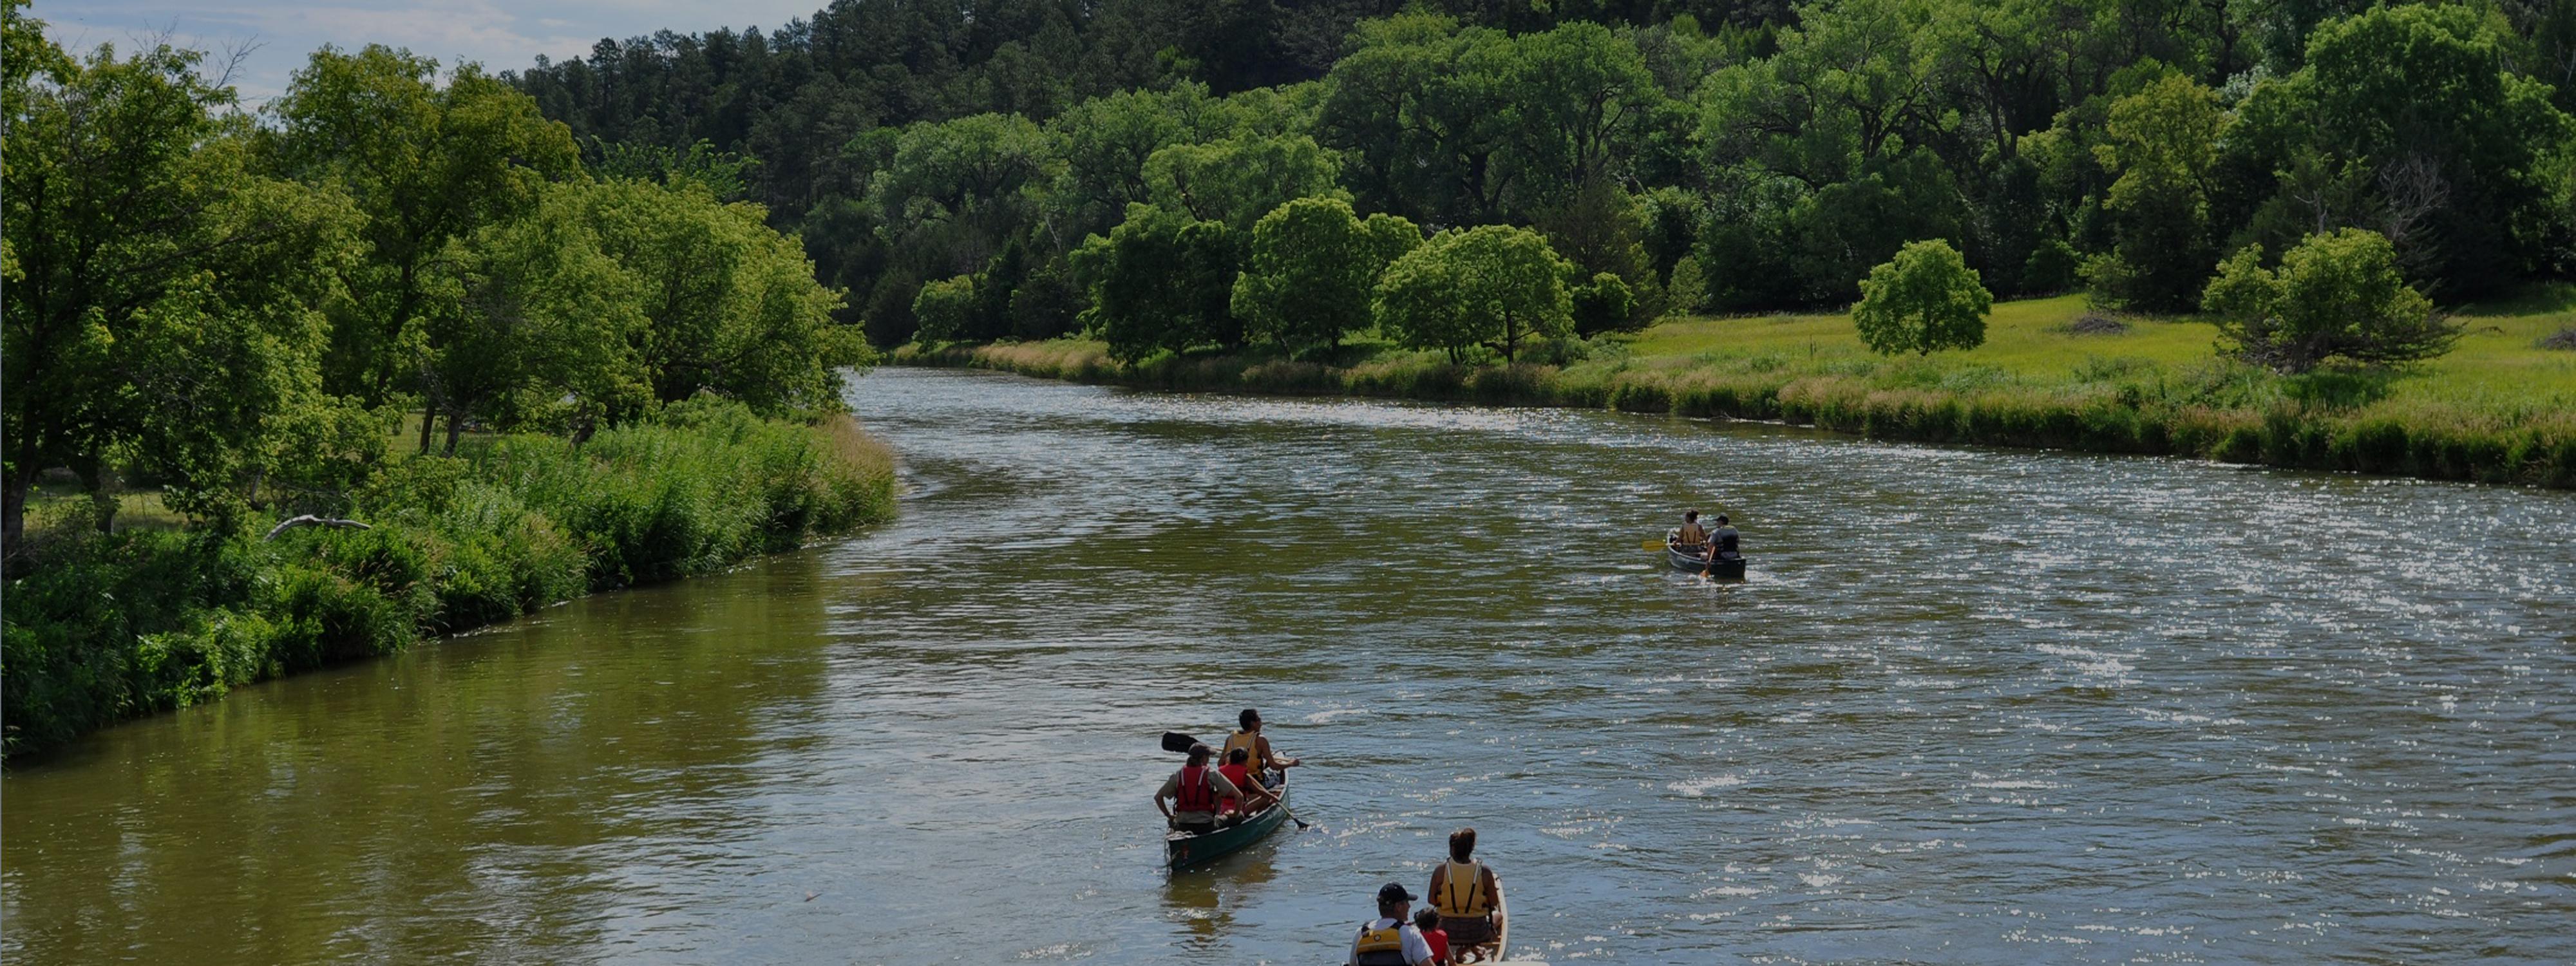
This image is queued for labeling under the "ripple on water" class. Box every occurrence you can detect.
[1,368,2571,965]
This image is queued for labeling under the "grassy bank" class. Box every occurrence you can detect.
[1,401,897,761]
[894,289,2576,488]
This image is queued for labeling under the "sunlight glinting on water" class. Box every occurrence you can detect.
[3,367,2569,964]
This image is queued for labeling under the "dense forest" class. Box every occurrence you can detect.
[507,0,2576,357]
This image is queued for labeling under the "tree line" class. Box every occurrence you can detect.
[1,0,866,553]
[506,0,2576,358]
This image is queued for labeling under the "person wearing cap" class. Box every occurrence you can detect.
[1350,881,1436,966]
[1154,743,1242,835]
[1221,708,1300,788]
[1709,515,1741,560]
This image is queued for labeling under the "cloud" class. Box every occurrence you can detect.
[30,0,830,104]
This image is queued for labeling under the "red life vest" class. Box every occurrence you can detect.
[1217,763,1255,812]
[1175,765,1217,813]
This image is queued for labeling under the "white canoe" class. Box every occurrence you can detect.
[1483,881,1547,966]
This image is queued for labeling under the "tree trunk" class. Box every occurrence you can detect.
[418,407,437,453]
[3,473,30,568]
[72,456,117,534]
[443,410,465,456]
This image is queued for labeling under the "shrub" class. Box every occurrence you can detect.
[2201,229,2459,374]
[1,402,898,760]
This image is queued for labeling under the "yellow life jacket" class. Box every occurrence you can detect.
[1436,860,1492,917]
[1223,730,1261,770]
[1354,920,1410,966]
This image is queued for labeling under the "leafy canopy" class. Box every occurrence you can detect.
[2200,228,2458,374]
[1230,197,1419,353]
[1853,239,1993,356]
[1374,224,1573,363]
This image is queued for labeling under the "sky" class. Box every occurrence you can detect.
[32,1,833,104]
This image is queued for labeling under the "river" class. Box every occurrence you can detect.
[5,367,2571,963]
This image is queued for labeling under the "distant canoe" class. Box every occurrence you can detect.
[1166,777,1288,868]
[1666,540,1747,579]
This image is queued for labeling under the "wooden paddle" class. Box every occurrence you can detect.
[1157,731,1312,829]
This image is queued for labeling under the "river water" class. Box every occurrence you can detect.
[5,368,2572,963]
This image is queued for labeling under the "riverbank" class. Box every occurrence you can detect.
[893,292,2576,489]
[0,402,898,761]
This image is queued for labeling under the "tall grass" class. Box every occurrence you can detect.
[1,401,898,760]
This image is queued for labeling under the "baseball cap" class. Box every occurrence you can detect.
[1377,881,1417,903]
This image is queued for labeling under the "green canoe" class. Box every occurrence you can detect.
[1165,779,1289,868]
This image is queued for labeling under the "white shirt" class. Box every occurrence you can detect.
[1347,918,1434,966]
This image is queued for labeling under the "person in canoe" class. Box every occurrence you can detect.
[1154,743,1242,836]
[1674,510,1710,551]
[1217,746,1280,819]
[1222,708,1300,788]
[1350,882,1437,966]
[1429,828,1503,961]
[1709,514,1741,562]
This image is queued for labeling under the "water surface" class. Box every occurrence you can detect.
[6,368,2572,963]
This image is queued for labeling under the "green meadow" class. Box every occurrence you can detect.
[898,287,2576,488]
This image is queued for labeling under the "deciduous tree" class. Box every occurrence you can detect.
[1230,197,1419,353]
[1853,239,1992,355]
[1071,204,1244,361]
[2200,228,2457,374]
[1374,225,1573,362]
[3,19,361,545]
[263,45,582,412]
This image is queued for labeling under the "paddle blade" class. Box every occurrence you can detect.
[1160,732,1200,754]
[1642,538,1665,550]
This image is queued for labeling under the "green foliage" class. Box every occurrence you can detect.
[1230,197,1421,353]
[912,274,981,344]
[2,27,361,545]
[263,45,582,406]
[1571,272,1639,336]
[413,184,649,451]
[2230,5,2575,297]
[2021,240,2083,294]
[1534,178,1661,328]
[1144,133,1345,229]
[1,402,896,760]
[1854,240,1994,356]
[572,177,867,415]
[1665,254,1710,316]
[1374,224,1574,362]
[1072,204,1244,361]
[2088,73,2224,311]
[2201,228,2459,374]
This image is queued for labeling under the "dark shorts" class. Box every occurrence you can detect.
[1441,914,1496,947]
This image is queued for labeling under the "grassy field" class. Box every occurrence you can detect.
[1629,290,2576,413]
[896,285,2576,488]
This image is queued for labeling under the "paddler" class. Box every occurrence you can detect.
[1153,743,1242,835]
[1675,509,1710,551]
[1217,746,1280,818]
[1428,828,1502,961]
[1349,882,1436,966]
[1222,708,1300,788]
[1710,514,1741,560]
